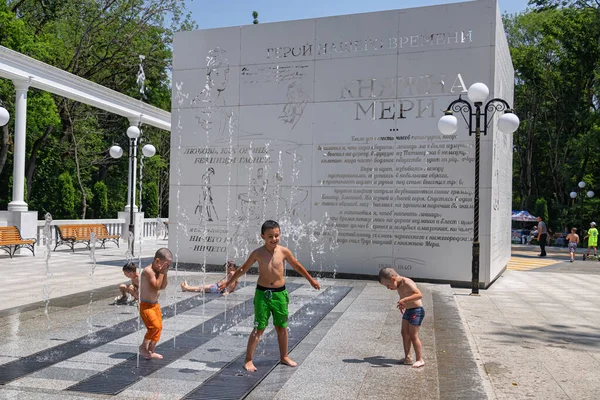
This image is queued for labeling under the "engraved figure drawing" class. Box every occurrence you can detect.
[192,48,232,137]
[195,167,218,222]
[278,80,308,129]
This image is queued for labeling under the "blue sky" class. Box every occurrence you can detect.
[186,0,530,29]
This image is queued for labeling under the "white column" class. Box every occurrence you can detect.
[131,137,138,211]
[125,138,133,212]
[8,80,29,212]
[125,117,140,212]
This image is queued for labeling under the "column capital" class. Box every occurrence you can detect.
[12,78,30,91]
[128,114,143,127]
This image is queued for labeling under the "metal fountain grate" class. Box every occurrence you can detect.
[182,285,352,400]
[0,290,223,385]
[66,284,302,395]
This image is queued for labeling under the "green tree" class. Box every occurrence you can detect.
[55,171,75,219]
[1,0,194,219]
[92,181,108,218]
[534,198,549,224]
[252,11,259,24]
[142,181,159,218]
[506,3,600,229]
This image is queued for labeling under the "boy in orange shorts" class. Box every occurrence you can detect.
[139,248,172,360]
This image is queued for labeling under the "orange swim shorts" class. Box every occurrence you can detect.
[140,301,162,342]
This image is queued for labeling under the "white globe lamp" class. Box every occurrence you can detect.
[109,145,123,159]
[0,106,9,127]
[126,125,140,139]
[578,181,586,189]
[498,111,520,134]
[438,114,458,136]
[569,192,577,199]
[467,82,489,104]
[142,144,156,158]
[587,191,595,198]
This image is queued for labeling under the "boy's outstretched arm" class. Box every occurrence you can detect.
[283,248,320,290]
[218,252,256,290]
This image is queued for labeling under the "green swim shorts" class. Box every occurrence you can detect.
[253,285,289,330]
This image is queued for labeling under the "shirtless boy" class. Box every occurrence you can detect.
[220,220,321,372]
[566,227,579,262]
[139,248,172,360]
[181,261,239,295]
[378,267,425,368]
[116,262,139,305]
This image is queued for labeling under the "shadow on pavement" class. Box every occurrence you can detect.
[489,326,600,349]
[342,355,401,367]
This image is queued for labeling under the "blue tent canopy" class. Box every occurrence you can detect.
[511,210,537,222]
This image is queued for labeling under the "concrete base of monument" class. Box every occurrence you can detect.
[168,262,507,290]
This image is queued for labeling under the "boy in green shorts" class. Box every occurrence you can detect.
[584,222,598,258]
[220,220,321,372]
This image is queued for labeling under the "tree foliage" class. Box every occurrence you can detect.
[56,171,75,218]
[92,181,108,218]
[507,1,600,231]
[0,0,196,219]
[142,181,159,218]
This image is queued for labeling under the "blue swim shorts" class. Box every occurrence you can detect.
[207,283,220,294]
[402,307,425,326]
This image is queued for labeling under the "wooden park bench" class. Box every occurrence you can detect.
[54,224,120,252]
[0,226,37,258]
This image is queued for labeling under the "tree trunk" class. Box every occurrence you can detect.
[25,125,54,197]
[64,107,87,219]
[71,130,87,219]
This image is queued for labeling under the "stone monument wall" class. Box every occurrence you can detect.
[170,0,514,286]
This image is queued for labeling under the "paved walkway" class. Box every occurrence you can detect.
[457,248,600,400]
[1,242,598,399]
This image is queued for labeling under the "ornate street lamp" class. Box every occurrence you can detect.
[438,82,520,295]
[570,181,594,232]
[109,125,155,256]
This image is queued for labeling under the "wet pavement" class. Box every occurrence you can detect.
[3,242,596,399]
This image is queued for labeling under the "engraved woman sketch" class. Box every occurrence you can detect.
[195,167,218,222]
[192,48,232,139]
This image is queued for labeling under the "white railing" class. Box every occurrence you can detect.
[143,218,169,240]
[36,217,168,246]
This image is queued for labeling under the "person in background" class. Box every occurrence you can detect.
[536,216,547,257]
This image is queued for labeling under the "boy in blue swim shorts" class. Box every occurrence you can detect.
[379,267,425,368]
[220,220,321,372]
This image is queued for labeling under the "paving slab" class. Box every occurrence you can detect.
[0,240,496,399]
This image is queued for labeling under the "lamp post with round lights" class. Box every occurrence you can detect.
[438,83,520,295]
[109,125,156,257]
[569,181,594,233]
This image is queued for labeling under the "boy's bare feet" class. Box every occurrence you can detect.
[180,281,189,292]
[280,356,297,367]
[150,352,163,359]
[398,357,413,365]
[412,360,425,368]
[244,360,257,372]
[139,345,152,360]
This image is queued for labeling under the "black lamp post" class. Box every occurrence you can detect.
[438,83,520,295]
[109,125,155,257]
